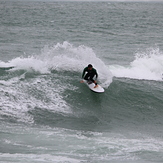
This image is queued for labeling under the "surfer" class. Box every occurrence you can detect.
[81,64,98,88]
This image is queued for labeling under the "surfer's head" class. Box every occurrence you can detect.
[88,64,93,70]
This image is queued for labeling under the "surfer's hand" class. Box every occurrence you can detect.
[80,80,84,83]
[94,85,98,88]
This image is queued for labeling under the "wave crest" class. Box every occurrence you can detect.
[110,47,163,81]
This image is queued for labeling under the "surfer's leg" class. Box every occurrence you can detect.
[84,73,90,80]
[84,74,93,84]
[89,75,97,85]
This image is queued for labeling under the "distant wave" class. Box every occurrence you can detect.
[109,47,163,81]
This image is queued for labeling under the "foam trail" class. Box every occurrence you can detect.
[0,61,13,67]
[0,57,50,74]
[109,47,163,81]
[10,57,50,74]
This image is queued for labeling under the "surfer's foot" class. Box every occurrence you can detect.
[94,85,98,88]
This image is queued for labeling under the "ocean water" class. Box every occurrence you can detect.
[0,1,163,162]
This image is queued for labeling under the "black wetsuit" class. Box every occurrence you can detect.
[82,67,98,84]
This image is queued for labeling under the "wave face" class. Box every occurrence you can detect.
[0,42,112,124]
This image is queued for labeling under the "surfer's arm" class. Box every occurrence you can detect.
[94,70,98,79]
[82,68,87,78]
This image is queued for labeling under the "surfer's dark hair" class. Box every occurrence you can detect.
[88,64,93,68]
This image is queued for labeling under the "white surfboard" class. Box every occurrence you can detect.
[83,80,104,93]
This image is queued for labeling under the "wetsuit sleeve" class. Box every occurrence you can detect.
[82,67,87,78]
[94,69,98,79]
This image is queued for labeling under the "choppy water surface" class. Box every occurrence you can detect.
[0,1,163,162]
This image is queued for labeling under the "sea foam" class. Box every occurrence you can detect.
[2,42,112,87]
[40,41,113,87]
[109,47,163,81]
